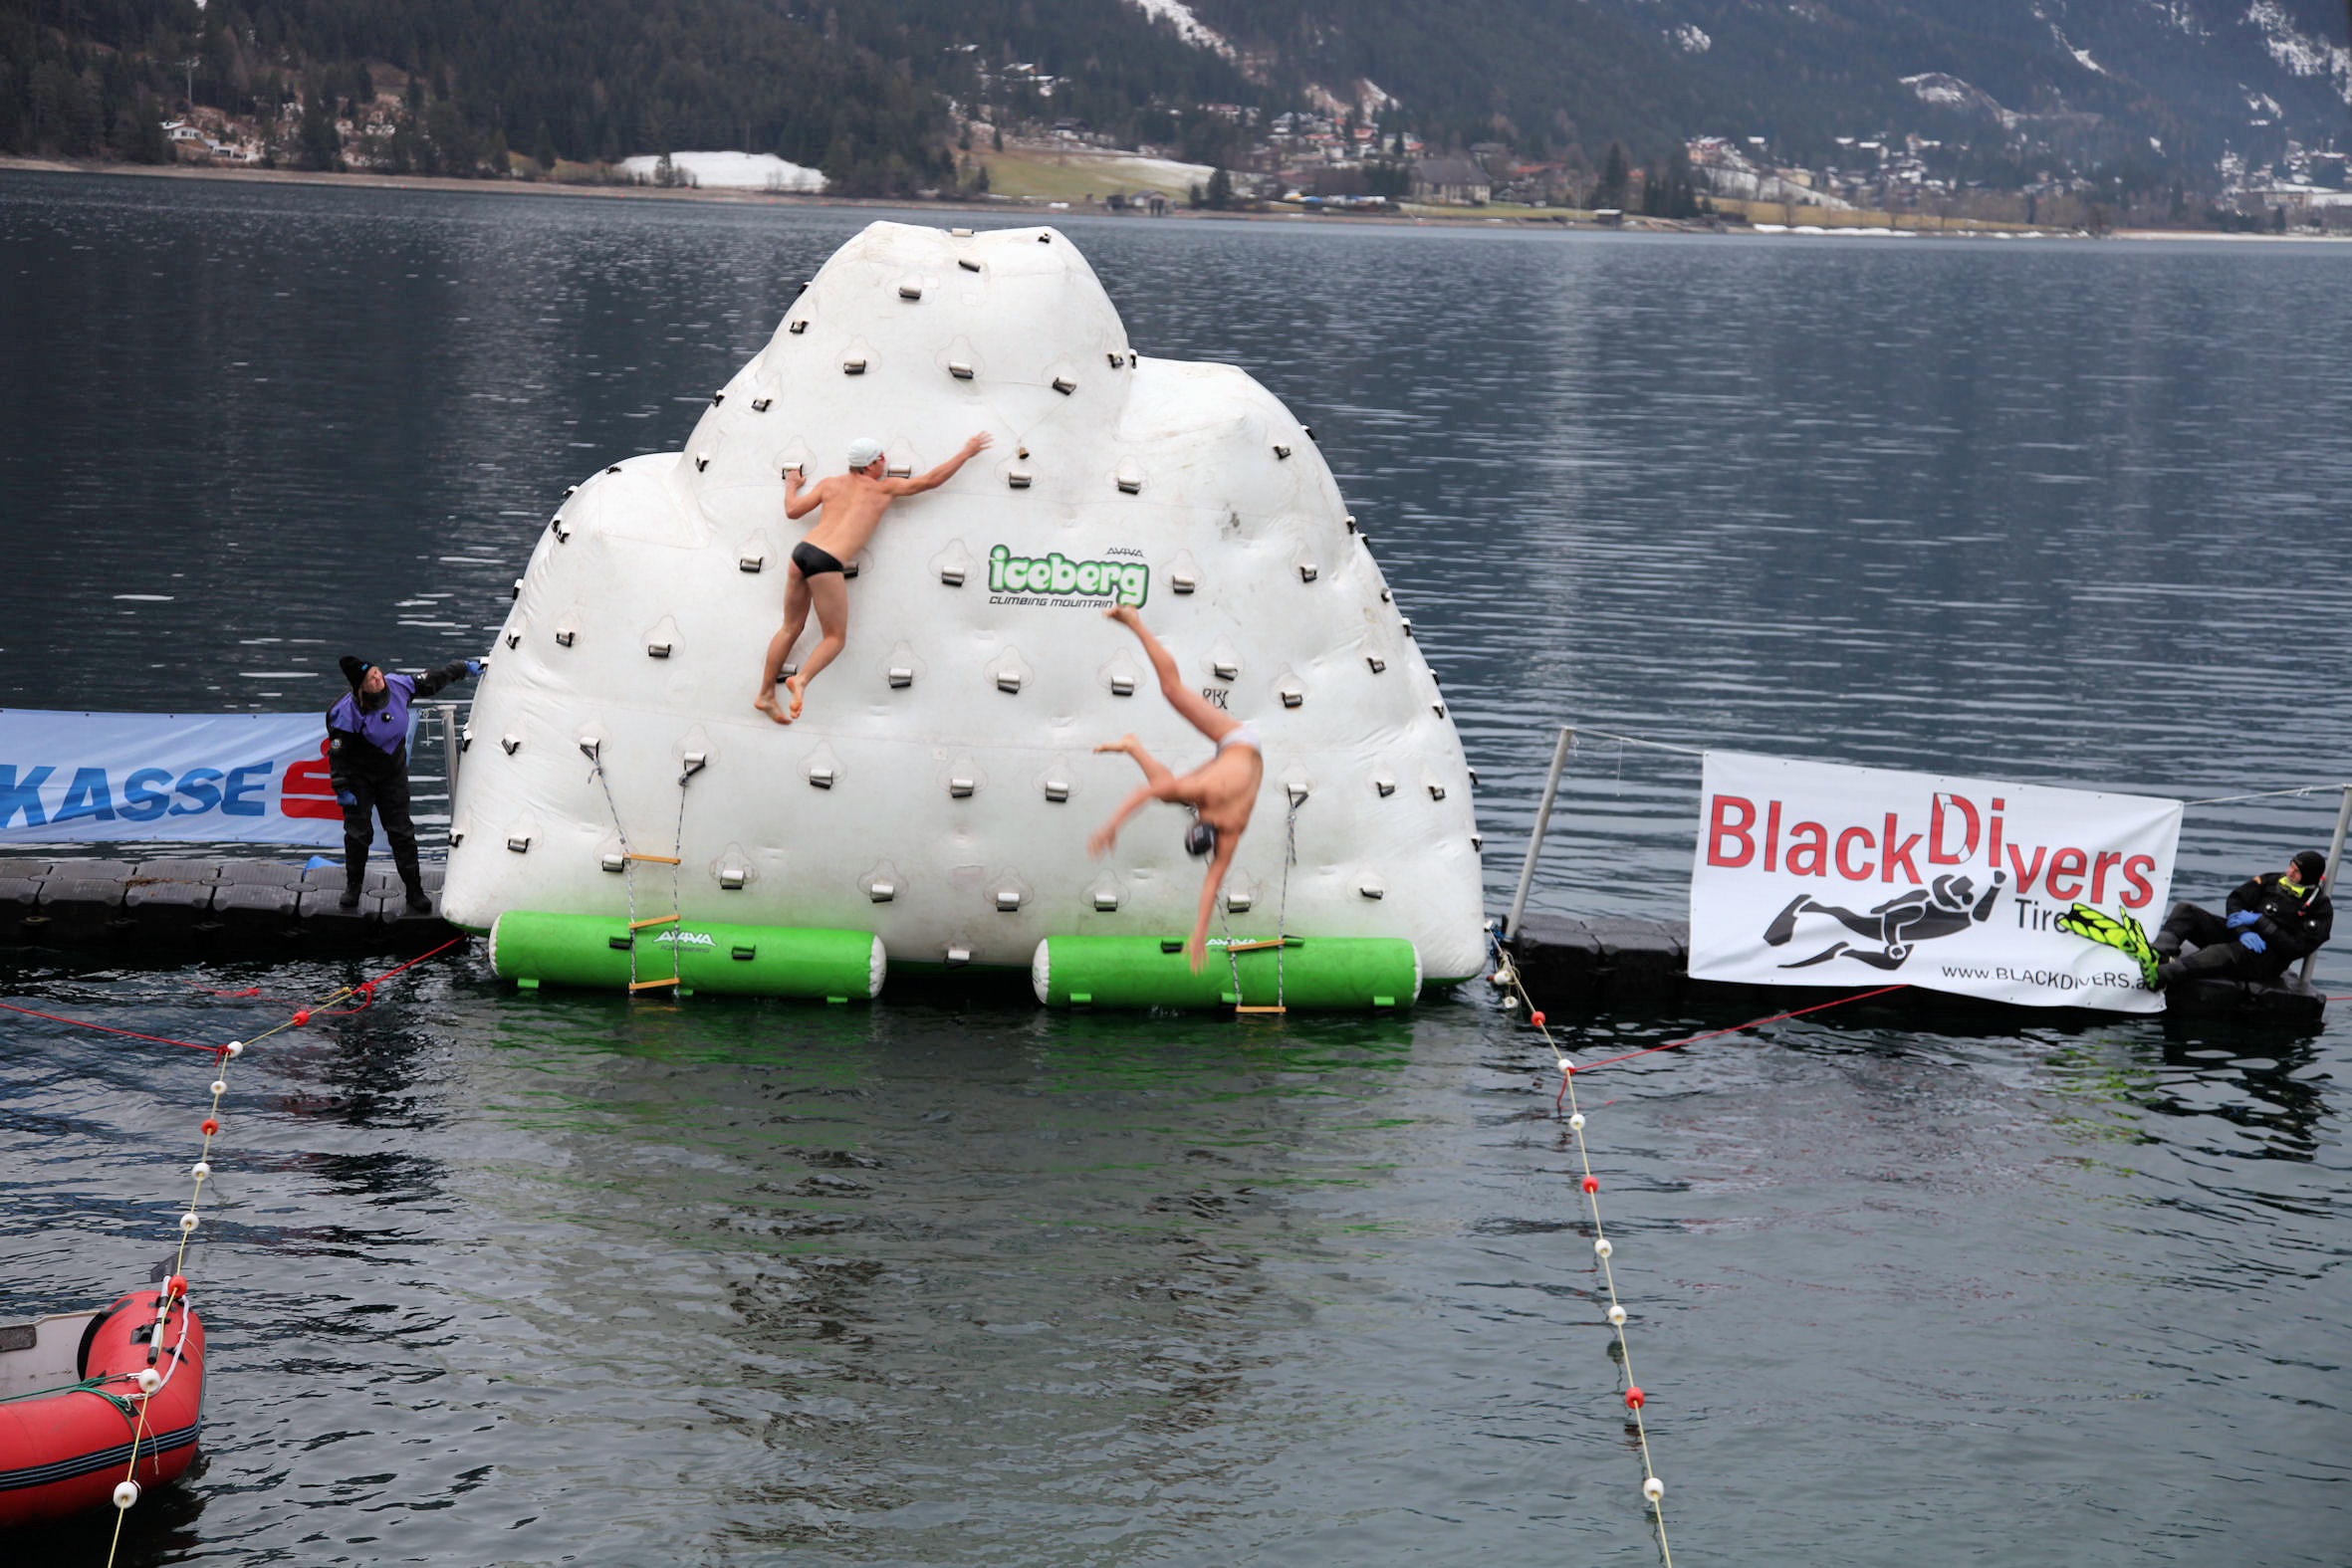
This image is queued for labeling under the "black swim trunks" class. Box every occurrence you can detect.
[791,541,845,577]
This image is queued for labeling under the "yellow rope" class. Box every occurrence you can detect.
[1491,953,1675,1565]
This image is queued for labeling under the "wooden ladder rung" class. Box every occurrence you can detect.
[1223,939,1290,954]
[626,853,682,865]
[628,914,680,931]
[628,976,679,991]
[1234,1005,1287,1014]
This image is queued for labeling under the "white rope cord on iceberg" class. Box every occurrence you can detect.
[1487,951,1675,1565]
[1218,794,1302,1014]
[1276,795,1298,1011]
[664,761,699,990]
[589,757,641,990]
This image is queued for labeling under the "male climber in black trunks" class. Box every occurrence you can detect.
[755,430,992,723]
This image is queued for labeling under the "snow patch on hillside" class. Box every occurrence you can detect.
[616,151,825,191]
[2244,0,2352,104]
[1124,0,1235,59]
[1902,72,2004,117]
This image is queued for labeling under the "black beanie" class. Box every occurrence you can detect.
[340,655,370,692]
[2292,850,2328,882]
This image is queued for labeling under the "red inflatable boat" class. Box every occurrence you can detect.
[0,1282,205,1527]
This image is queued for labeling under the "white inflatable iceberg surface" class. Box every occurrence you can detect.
[445,221,1487,985]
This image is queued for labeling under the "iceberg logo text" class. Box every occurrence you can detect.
[988,547,1148,607]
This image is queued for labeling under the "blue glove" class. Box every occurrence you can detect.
[464,659,487,678]
[2226,910,2258,930]
[335,788,356,807]
[2238,931,2266,954]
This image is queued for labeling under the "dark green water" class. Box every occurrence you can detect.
[2,172,2347,1564]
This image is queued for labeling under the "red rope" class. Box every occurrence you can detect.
[2,935,468,1054]
[364,937,466,988]
[1568,984,1910,1077]
[0,1001,217,1052]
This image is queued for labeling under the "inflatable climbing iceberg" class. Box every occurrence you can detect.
[444,221,1487,993]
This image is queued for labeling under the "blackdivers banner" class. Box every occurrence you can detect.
[1689,752,2182,1013]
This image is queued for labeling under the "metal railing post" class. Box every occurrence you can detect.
[439,705,461,791]
[2300,782,2351,985]
[1505,726,1573,940]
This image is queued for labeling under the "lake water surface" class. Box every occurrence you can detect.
[3,172,2348,1565]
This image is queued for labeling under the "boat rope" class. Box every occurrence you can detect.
[0,1374,139,1415]
[10,939,467,1566]
[1477,939,1672,1559]
[1481,916,1926,1559]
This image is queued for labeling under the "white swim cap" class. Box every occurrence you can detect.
[846,437,884,470]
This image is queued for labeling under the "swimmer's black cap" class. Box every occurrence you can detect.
[1184,820,1217,858]
[339,655,370,691]
[2292,849,2327,882]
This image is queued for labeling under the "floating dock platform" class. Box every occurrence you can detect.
[0,858,453,957]
[1503,910,2327,1027]
[0,857,2322,1025]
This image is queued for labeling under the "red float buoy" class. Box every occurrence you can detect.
[1529,1009,1546,1027]
[1623,1386,1645,1410]
[1581,1175,1598,1194]
[199,1118,217,1137]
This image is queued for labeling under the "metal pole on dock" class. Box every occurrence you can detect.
[2300,782,2351,985]
[1505,726,1572,940]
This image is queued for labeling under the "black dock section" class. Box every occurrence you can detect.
[1505,911,2327,1028]
[0,858,459,958]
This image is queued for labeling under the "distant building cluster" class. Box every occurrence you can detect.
[2223,141,2352,215]
[158,112,264,165]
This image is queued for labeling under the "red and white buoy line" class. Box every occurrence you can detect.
[0,936,463,1562]
[1486,942,1908,1564]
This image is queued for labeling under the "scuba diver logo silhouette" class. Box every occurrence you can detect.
[1762,872,2006,971]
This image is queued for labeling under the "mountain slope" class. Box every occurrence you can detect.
[1192,0,2351,169]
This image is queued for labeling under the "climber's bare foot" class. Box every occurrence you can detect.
[783,673,809,722]
[1094,734,1141,756]
[755,692,791,725]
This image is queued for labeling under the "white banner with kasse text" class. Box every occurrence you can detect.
[0,710,345,846]
[1688,752,2182,1012]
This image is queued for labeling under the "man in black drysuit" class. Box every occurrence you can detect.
[328,653,480,912]
[2152,849,2333,991]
